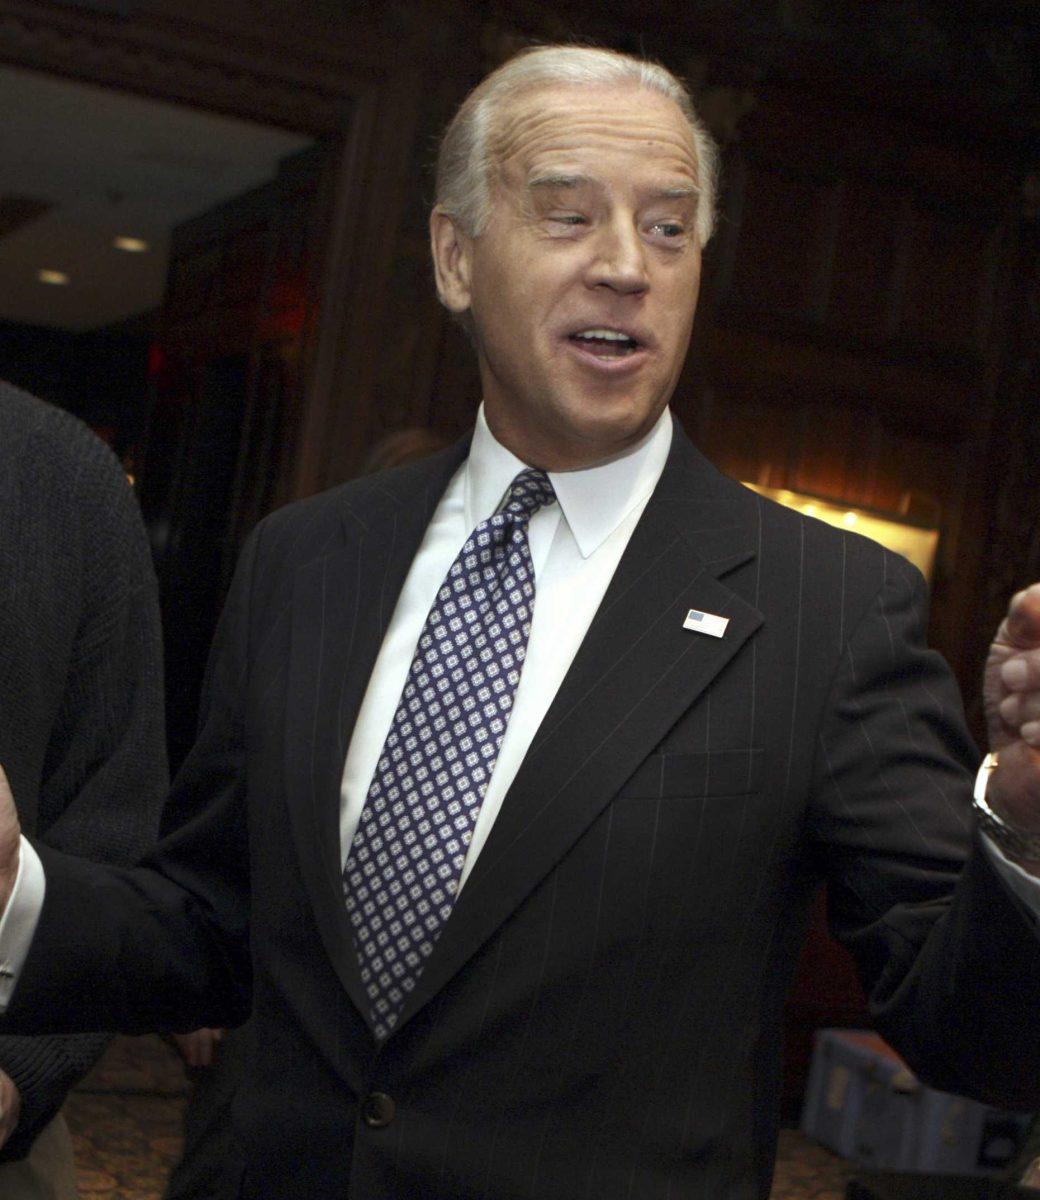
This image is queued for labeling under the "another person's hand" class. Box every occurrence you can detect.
[0,765,21,913]
[172,1028,226,1069]
[0,1067,21,1149]
[983,583,1040,849]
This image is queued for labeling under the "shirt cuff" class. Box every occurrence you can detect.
[980,832,1040,927]
[0,837,46,1012]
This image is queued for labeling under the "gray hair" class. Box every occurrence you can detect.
[435,44,719,247]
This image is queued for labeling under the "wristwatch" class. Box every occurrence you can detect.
[973,751,1040,861]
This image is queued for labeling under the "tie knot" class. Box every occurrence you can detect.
[501,468,556,521]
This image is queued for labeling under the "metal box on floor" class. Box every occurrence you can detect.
[801,1029,1033,1176]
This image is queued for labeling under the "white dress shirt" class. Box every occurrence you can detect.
[1,403,1038,1011]
[339,403,672,888]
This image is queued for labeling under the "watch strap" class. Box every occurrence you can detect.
[973,752,1040,861]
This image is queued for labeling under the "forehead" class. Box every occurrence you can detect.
[490,83,700,189]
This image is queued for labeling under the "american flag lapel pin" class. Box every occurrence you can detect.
[683,608,730,638]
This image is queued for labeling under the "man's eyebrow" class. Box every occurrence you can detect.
[649,184,701,201]
[526,175,701,202]
[526,172,598,191]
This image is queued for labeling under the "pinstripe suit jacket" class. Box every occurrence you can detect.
[8,421,1040,1199]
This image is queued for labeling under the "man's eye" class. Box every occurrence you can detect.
[648,221,685,239]
[551,214,587,226]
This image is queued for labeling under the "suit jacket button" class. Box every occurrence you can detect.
[362,1092,396,1129]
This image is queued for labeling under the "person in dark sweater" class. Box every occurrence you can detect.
[0,380,167,1197]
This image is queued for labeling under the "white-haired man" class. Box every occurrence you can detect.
[2,46,1040,1200]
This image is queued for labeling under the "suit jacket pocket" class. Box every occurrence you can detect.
[618,748,763,799]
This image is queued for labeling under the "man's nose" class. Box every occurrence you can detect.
[585,220,649,294]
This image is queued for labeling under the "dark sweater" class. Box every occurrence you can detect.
[0,381,167,1159]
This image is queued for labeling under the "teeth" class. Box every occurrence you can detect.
[574,328,633,342]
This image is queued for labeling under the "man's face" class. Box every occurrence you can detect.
[431,83,704,470]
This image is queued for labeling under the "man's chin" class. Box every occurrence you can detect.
[549,407,663,469]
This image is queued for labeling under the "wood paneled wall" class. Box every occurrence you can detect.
[140,146,331,765]
[683,88,1022,687]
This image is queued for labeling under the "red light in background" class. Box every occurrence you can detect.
[260,276,311,340]
[147,342,167,379]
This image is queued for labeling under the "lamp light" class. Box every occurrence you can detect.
[743,482,940,582]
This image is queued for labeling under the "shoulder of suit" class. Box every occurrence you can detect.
[255,461,419,532]
[1,377,122,461]
[248,448,458,567]
[0,379,132,508]
[741,477,922,589]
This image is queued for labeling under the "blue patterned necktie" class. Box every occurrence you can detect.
[343,467,557,1039]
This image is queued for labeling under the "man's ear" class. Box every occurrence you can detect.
[430,207,473,314]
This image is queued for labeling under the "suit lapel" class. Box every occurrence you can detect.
[394,426,764,1032]
[283,442,468,1033]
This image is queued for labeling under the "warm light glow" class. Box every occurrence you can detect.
[744,483,940,582]
[113,236,149,253]
[37,268,69,285]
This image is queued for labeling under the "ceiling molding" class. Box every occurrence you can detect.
[0,0,362,134]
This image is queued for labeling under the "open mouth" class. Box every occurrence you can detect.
[567,328,642,358]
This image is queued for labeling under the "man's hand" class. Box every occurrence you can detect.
[172,1028,226,1069]
[0,765,21,913]
[983,583,1040,840]
[0,1067,21,1149]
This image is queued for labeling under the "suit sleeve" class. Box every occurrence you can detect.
[0,525,260,1043]
[809,555,1040,1108]
[0,439,169,1160]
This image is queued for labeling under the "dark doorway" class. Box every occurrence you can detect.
[0,63,324,767]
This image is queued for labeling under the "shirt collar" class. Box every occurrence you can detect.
[465,404,673,559]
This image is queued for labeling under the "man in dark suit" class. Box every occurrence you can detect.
[1,44,1040,1200]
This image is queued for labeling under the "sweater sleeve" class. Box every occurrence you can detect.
[0,421,168,1161]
